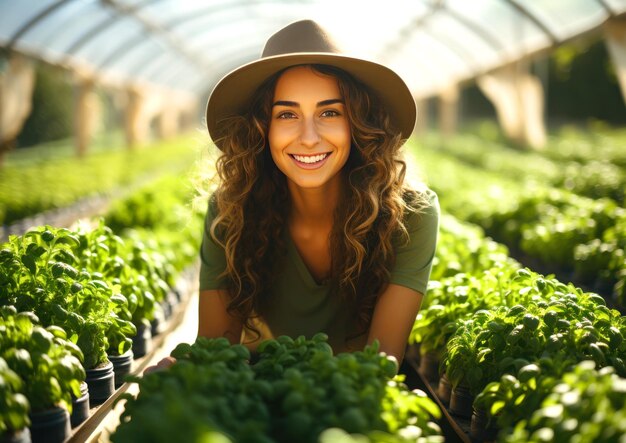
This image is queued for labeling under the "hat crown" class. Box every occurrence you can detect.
[262,20,341,58]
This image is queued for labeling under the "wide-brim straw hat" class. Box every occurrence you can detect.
[206,19,416,150]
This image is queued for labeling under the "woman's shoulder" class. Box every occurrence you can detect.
[401,185,440,231]
[403,185,439,213]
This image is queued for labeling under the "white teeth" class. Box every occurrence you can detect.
[292,153,329,164]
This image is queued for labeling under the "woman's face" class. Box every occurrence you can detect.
[268,65,351,191]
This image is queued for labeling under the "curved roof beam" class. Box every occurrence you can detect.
[63,0,166,56]
[147,41,263,89]
[595,0,618,16]
[378,0,505,64]
[131,22,282,81]
[126,2,312,77]
[6,0,74,51]
[420,23,482,73]
[439,3,506,53]
[121,0,310,78]
[94,0,212,73]
[66,0,247,55]
[135,36,262,84]
[96,3,302,82]
[503,0,559,44]
[160,0,312,33]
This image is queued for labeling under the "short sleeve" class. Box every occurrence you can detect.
[389,189,440,295]
[198,195,228,290]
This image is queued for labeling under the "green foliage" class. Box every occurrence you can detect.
[0,356,30,435]
[0,226,122,368]
[503,361,626,443]
[0,310,85,415]
[440,268,626,396]
[0,135,198,225]
[112,335,443,443]
[408,133,626,298]
[17,63,73,147]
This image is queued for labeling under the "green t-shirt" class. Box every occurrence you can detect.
[198,189,440,351]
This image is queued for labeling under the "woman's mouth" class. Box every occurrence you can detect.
[289,152,332,169]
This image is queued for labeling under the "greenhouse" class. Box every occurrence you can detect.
[1,1,626,442]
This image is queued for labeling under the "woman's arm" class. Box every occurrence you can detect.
[144,289,241,374]
[197,289,243,343]
[367,283,423,364]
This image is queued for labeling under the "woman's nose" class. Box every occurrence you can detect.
[299,117,321,147]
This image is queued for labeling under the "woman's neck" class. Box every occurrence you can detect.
[287,175,342,227]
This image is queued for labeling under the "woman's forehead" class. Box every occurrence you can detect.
[273,65,342,100]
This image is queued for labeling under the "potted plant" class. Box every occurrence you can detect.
[0,357,30,443]
[1,312,85,443]
[503,361,626,443]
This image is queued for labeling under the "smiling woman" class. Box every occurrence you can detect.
[269,65,351,190]
[145,19,439,375]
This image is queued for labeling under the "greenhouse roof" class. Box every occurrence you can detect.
[1,0,625,98]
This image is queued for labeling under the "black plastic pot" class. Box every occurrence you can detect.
[418,351,440,383]
[108,349,133,388]
[437,373,452,406]
[0,428,31,443]
[132,319,152,358]
[29,407,70,443]
[167,290,179,312]
[160,298,172,320]
[70,381,90,428]
[150,308,165,337]
[85,360,115,405]
[449,384,475,419]
[170,287,183,304]
[470,407,499,442]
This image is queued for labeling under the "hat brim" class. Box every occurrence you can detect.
[206,53,416,150]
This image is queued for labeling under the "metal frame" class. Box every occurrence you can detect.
[64,0,164,56]
[131,20,274,81]
[2,0,624,97]
[596,0,618,16]
[6,0,75,51]
[94,0,212,72]
[503,0,559,44]
[103,1,308,78]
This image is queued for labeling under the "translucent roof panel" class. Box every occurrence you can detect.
[604,0,626,12]
[1,0,625,98]
[0,1,57,41]
[12,1,108,58]
[516,0,608,39]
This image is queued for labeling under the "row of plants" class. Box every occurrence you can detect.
[538,125,626,169]
[410,214,521,370]
[408,210,626,441]
[112,334,444,443]
[420,130,625,203]
[0,171,205,441]
[408,142,626,308]
[0,134,200,225]
[497,361,626,443]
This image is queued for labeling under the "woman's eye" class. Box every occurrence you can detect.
[321,110,340,117]
[276,112,296,119]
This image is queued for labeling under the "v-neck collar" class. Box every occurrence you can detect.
[285,231,329,290]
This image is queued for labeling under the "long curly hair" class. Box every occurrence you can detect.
[210,64,430,342]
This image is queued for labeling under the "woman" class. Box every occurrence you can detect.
[147,19,438,373]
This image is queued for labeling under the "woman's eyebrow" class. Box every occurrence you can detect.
[317,98,344,107]
[272,98,344,108]
[272,100,298,108]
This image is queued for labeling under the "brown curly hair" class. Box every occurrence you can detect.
[210,64,430,342]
